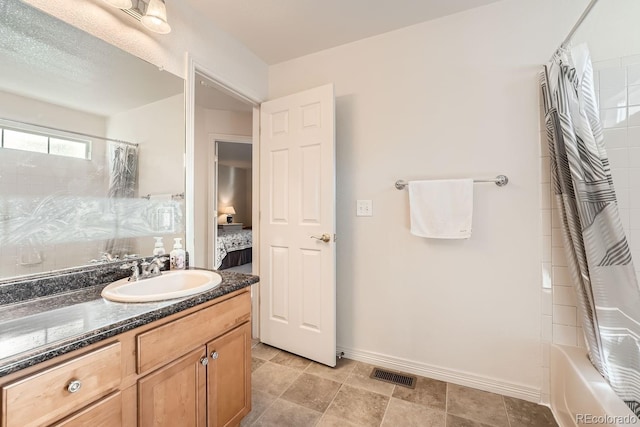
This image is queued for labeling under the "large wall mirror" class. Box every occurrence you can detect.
[0,0,185,281]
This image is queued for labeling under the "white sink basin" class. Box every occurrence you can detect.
[101,270,222,303]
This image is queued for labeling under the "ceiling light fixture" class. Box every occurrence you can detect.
[141,0,171,34]
[102,0,133,9]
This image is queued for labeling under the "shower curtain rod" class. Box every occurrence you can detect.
[0,117,139,147]
[557,0,600,50]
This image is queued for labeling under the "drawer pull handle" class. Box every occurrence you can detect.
[67,380,82,393]
[200,357,209,366]
[211,351,219,360]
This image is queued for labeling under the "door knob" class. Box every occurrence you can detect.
[200,357,209,366]
[310,233,331,243]
[211,351,219,360]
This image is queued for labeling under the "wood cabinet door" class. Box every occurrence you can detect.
[138,348,207,427]
[207,322,251,427]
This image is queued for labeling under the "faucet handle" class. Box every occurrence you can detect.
[100,252,119,262]
[153,256,169,264]
[120,261,139,270]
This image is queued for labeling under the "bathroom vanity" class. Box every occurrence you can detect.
[0,267,258,426]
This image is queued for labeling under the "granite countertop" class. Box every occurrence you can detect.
[0,269,259,377]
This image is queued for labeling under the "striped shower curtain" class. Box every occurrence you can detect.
[541,45,640,415]
[104,142,139,256]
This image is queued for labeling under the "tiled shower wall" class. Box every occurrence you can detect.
[595,57,640,281]
[539,54,640,402]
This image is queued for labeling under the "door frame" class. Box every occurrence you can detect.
[207,134,252,270]
[185,53,263,338]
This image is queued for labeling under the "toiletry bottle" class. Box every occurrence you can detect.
[170,238,186,270]
[153,237,165,256]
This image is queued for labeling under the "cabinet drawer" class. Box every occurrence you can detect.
[1,343,121,427]
[52,391,122,427]
[137,292,250,374]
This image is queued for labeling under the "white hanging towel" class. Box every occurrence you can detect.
[408,179,474,239]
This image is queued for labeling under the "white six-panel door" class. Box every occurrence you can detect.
[259,84,336,367]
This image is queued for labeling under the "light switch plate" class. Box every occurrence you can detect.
[356,200,373,217]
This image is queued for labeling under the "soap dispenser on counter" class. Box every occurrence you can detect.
[153,237,166,256]
[170,237,186,270]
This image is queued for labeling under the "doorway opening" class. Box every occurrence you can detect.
[192,72,254,269]
[190,68,259,337]
[211,138,252,274]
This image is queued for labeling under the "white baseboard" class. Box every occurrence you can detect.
[337,345,541,403]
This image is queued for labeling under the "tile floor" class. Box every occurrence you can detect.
[242,341,558,427]
[225,263,253,274]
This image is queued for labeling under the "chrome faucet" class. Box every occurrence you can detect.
[120,257,168,282]
[140,257,169,279]
[90,252,119,264]
[120,260,141,282]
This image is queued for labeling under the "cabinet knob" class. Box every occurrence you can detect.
[211,351,219,360]
[67,380,82,393]
[200,357,209,366]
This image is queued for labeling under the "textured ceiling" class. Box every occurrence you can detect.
[182,0,501,64]
[0,0,183,118]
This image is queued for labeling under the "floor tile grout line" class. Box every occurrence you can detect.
[502,395,512,427]
[249,362,306,426]
[377,384,395,427]
[266,354,361,424]
[444,382,449,427]
[314,360,359,425]
[316,382,347,427]
[249,347,309,427]
[248,394,278,427]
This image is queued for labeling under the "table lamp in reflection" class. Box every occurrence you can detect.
[223,206,236,224]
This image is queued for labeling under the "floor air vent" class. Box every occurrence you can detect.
[370,367,417,389]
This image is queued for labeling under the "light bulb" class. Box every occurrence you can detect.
[141,0,171,34]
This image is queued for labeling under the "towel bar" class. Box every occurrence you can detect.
[395,175,508,190]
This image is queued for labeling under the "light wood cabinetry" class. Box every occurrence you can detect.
[207,322,251,427]
[1,343,121,427]
[137,292,251,427]
[137,292,251,374]
[138,348,207,426]
[51,392,122,427]
[0,289,251,427]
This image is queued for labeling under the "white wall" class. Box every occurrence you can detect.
[269,0,588,400]
[108,94,185,197]
[0,89,107,136]
[193,107,252,267]
[218,165,251,226]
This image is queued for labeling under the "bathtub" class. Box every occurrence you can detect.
[550,344,637,426]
